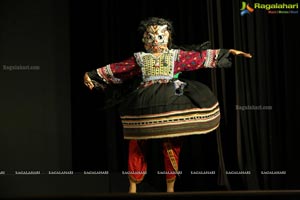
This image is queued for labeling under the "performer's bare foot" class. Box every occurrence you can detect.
[129,179,137,193]
[166,179,175,193]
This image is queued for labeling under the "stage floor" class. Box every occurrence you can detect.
[9,190,300,200]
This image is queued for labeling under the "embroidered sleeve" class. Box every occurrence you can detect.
[95,56,141,84]
[174,49,231,73]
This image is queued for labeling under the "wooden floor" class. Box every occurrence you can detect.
[8,190,300,200]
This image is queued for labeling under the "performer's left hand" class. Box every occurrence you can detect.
[229,49,252,58]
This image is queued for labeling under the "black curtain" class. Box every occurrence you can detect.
[206,0,299,190]
[70,0,299,192]
[232,0,299,190]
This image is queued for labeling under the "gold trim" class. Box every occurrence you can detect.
[165,141,178,172]
[122,111,220,128]
[124,123,219,140]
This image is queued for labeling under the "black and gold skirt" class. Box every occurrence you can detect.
[119,79,220,139]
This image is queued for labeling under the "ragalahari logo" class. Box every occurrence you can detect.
[240,2,254,16]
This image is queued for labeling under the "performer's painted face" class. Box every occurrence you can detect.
[142,25,169,53]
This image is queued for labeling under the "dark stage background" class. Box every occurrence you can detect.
[0,0,299,198]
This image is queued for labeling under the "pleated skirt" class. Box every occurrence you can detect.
[119,79,220,139]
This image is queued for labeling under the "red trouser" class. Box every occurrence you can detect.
[128,138,182,183]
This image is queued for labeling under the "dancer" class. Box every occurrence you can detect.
[83,17,251,193]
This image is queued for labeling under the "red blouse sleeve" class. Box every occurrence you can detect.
[96,56,141,84]
[174,49,223,73]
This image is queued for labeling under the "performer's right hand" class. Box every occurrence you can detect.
[83,72,94,90]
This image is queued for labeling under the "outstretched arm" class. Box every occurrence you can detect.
[229,49,252,58]
[174,49,252,73]
[83,56,141,91]
[174,49,221,72]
